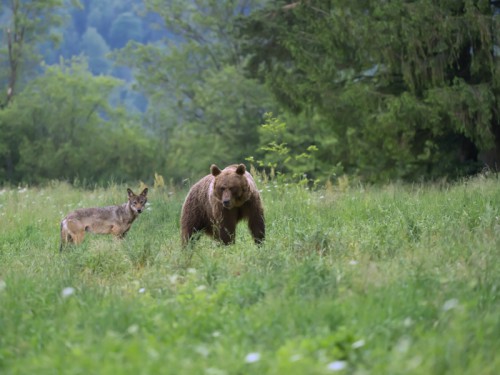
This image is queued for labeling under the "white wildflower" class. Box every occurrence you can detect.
[352,339,365,349]
[403,317,413,327]
[245,352,261,363]
[61,287,75,298]
[195,345,210,357]
[327,361,347,371]
[147,348,160,360]
[169,274,178,284]
[212,331,221,338]
[127,324,139,335]
[442,298,459,311]
[396,337,411,353]
[0,279,6,292]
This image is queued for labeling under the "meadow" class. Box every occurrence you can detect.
[0,174,499,374]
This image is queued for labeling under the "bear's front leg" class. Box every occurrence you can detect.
[213,211,237,245]
[242,201,265,245]
[248,214,265,245]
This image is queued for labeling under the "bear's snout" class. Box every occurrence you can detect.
[222,199,231,208]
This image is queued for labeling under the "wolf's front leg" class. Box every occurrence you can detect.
[113,225,130,240]
[116,231,128,240]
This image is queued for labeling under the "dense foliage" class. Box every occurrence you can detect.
[0,58,160,183]
[0,0,499,185]
[239,0,500,182]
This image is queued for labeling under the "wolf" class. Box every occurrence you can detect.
[60,188,148,251]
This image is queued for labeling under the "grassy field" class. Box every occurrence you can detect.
[0,175,499,374]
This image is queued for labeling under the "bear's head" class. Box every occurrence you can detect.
[211,164,251,209]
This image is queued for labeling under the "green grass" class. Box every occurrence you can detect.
[0,176,499,374]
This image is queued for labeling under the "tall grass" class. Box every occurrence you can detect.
[0,176,499,374]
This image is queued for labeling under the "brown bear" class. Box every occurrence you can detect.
[180,163,265,246]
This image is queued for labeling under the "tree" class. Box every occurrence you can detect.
[0,0,82,181]
[0,58,160,184]
[81,27,111,74]
[117,0,277,181]
[239,0,500,182]
[0,0,80,107]
[108,12,144,49]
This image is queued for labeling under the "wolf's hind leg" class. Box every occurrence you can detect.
[60,222,72,252]
[61,220,85,250]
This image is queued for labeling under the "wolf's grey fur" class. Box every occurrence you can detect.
[60,188,148,251]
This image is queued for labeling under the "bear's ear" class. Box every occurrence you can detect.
[236,164,246,175]
[211,164,222,176]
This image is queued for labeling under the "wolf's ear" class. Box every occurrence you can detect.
[211,164,221,177]
[140,188,148,196]
[127,188,134,197]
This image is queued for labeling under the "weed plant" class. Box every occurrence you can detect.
[0,176,499,374]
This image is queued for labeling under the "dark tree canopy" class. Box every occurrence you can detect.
[238,0,500,181]
[1,0,499,185]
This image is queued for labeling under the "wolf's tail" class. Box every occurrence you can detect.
[59,222,63,253]
[59,221,65,253]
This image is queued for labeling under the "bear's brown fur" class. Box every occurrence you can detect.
[180,163,265,246]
